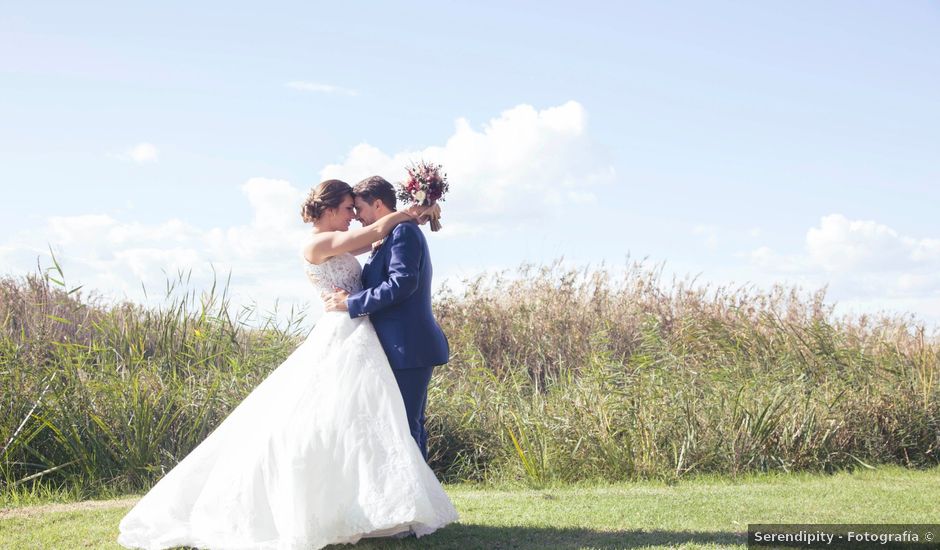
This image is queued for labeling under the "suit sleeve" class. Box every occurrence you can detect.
[346,223,423,318]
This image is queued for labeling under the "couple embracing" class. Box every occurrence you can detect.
[119,176,457,549]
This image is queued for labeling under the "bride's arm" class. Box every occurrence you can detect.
[349,245,373,256]
[347,204,440,257]
[306,206,430,263]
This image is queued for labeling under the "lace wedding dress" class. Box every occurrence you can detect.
[118,253,458,550]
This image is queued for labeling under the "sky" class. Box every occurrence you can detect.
[2,1,939,328]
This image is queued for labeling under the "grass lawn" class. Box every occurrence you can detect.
[1,466,938,549]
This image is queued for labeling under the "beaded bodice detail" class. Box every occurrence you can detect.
[303,253,364,295]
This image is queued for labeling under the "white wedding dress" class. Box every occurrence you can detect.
[118,253,458,550]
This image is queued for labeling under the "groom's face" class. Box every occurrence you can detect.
[354,196,380,226]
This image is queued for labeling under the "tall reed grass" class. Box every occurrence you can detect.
[1,258,937,497]
[1,258,304,497]
[427,260,939,484]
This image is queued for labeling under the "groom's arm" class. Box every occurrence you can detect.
[346,223,423,318]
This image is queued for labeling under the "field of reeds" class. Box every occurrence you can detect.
[1,257,938,499]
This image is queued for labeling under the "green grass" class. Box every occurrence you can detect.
[2,466,938,549]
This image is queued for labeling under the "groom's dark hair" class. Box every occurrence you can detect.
[353,176,397,211]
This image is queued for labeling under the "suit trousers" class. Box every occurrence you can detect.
[391,366,434,461]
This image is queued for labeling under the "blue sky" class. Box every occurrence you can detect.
[3,1,939,326]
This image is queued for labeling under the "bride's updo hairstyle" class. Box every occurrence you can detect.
[301,179,353,223]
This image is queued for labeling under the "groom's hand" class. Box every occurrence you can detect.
[323,287,350,312]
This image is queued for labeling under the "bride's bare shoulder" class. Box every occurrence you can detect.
[302,231,333,264]
[303,234,330,265]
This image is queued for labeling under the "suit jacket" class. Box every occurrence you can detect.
[346,222,449,371]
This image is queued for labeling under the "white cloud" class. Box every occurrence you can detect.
[747,246,806,272]
[2,179,317,326]
[203,178,310,262]
[748,214,940,324]
[692,224,719,250]
[128,142,158,163]
[0,245,13,266]
[286,81,359,96]
[107,219,202,246]
[911,238,940,263]
[320,101,615,229]
[752,214,940,276]
[896,272,940,294]
[113,247,203,279]
[806,214,911,272]
[48,214,116,245]
[3,101,615,326]
[242,178,305,231]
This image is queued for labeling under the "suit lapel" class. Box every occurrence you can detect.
[362,238,390,286]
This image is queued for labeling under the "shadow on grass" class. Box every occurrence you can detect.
[330,524,746,549]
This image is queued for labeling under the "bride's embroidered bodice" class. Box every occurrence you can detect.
[304,253,364,295]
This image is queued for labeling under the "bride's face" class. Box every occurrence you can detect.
[326,195,356,231]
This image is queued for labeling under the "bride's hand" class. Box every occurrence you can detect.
[404,204,425,218]
[404,203,440,221]
[414,203,441,225]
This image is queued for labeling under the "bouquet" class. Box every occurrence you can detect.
[397,161,448,231]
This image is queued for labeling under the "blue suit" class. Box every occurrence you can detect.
[346,221,449,459]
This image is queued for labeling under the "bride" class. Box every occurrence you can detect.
[118,179,458,550]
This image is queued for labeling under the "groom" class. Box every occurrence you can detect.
[323,175,449,461]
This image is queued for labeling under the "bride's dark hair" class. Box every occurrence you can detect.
[301,179,353,223]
